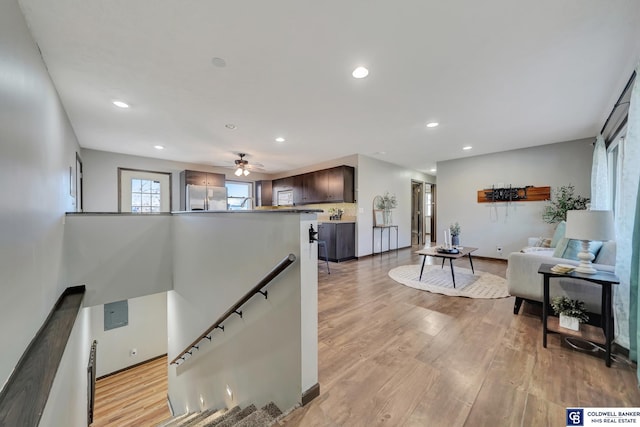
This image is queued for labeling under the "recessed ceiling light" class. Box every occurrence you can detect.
[212,57,227,68]
[430,168,437,173]
[426,122,439,128]
[275,137,285,143]
[463,145,473,150]
[154,145,165,150]
[112,100,129,108]
[225,124,237,130]
[352,66,369,79]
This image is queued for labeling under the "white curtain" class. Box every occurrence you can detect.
[591,134,610,210]
[614,65,640,349]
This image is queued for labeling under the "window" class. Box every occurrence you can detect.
[118,168,171,212]
[131,178,161,213]
[226,181,253,210]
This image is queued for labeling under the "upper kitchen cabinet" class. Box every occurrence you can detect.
[182,170,225,187]
[302,166,355,204]
[179,170,226,210]
[255,180,273,207]
[272,165,354,206]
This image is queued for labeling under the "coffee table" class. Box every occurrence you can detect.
[415,246,478,288]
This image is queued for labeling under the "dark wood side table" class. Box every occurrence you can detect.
[538,263,620,367]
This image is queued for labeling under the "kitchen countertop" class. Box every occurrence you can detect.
[318,220,357,224]
[66,209,324,216]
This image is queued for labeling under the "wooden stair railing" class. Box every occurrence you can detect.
[170,253,297,366]
[0,285,86,427]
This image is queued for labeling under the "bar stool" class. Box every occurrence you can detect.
[317,240,330,274]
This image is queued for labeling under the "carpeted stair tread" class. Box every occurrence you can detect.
[214,404,256,427]
[156,412,192,427]
[162,412,200,427]
[261,402,282,420]
[181,407,221,427]
[204,406,241,427]
[233,409,274,427]
[191,408,228,427]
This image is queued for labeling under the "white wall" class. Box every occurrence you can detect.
[355,155,435,257]
[40,307,91,427]
[437,138,593,258]
[81,149,269,212]
[0,0,82,395]
[63,214,173,307]
[168,212,317,415]
[89,292,168,377]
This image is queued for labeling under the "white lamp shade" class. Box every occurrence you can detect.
[565,210,615,241]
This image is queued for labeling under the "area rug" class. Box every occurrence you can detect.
[388,264,510,299]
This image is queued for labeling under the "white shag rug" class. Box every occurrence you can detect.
[388,264,510,299]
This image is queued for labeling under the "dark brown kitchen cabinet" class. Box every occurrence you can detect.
[179,170,226,210]
[302,166,355,204]
[327,165,354,202]
[302,169,328,203]
[273,165,354,205]
[182,170,225,187]
[317,222,356,262]
[255,180,273,207]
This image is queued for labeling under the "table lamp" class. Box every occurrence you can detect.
[565,210,615,274]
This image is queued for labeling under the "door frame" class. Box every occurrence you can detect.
[118,168,173,213]
[411,180,424,246]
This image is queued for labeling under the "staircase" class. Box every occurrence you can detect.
[157,402,283,427]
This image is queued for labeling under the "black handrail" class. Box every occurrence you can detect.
[170,253,297,365]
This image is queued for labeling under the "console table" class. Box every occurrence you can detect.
[372,225,398,256]
[538,263,619,367]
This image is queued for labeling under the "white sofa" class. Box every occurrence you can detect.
[506,239,616,315]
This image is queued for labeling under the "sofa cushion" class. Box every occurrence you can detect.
[595,240,616,265]
[550,221,566,248]
[553,238,603,261]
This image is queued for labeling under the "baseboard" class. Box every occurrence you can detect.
[301,383,320,406]
[96,353,167,381]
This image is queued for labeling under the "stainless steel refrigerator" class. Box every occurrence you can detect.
[186,185,228,211]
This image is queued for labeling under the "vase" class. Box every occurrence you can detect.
[451,235,459,246]
[383,209,392,225]
[559,313,580,331]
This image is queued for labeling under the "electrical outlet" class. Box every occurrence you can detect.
[130,348,137,357]
[496,246,503,254]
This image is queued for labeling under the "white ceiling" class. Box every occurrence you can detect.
[18,0,640,174]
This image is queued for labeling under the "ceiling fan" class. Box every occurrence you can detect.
[232,153,264,176]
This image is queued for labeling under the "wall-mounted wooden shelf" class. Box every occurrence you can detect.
[477,186,550,203]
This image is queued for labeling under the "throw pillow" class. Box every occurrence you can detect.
[554,239,604,261]
[550,221,566,248]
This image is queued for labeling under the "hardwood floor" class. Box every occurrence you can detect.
[92,248,640,426]
[279,247,640,427]
[92,356,170,427]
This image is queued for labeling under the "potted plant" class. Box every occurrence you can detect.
[449,222,461,246]
[551,296,589,331]
[542,184,590,224]
[375,192,397,225]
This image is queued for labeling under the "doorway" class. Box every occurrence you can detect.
[118,168,172,213]
[411,181,423,245]
[75,153,83,212]
[426,184,436,243]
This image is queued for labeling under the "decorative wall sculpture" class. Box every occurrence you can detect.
[477,185,550,203]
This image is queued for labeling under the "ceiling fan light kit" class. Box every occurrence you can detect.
[234,153,251,176]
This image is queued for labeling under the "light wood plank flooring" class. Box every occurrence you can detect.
[91,248,640,426]
[279,247,640,427]
[92,356,170,427]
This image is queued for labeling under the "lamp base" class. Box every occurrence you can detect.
[575,240,597,274]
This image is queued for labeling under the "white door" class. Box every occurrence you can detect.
[119,169,171,213]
